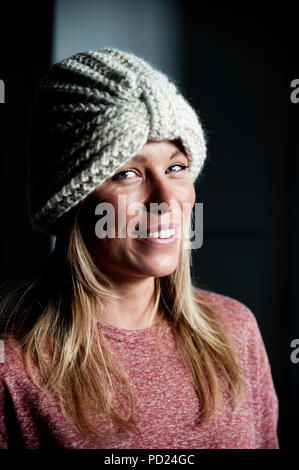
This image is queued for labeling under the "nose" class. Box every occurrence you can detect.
[143,174,179,214]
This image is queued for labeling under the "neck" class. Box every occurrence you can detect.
[97,276,160,330]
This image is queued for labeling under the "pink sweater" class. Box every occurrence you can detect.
[0,290,279,449]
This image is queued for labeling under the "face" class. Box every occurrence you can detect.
[78,140,196,282]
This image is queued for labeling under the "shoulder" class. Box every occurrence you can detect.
[194,287,257,326]
[193,287,261,346]
[194,288,273,378]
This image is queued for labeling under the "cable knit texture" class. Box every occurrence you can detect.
[27,48,207,235]
[0,290,279,449]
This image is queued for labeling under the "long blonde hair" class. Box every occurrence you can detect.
[0,202,245,441]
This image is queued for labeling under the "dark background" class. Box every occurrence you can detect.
[0,0,298,449]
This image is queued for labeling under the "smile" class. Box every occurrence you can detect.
[146,228,176,239]
[135,231,177,246]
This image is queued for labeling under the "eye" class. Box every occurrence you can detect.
[111,163,189,181]
[111,169,138,180]
[166,164,189,173]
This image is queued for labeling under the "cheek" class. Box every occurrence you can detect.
[180,184,196,217]
[78,189,118,241]
[183,184,196,206]
[100,192,141,238]
[178,185,196,237]
[118,200,148,239]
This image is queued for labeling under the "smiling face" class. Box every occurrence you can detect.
[78,140,196,282]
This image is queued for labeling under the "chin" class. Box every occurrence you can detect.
[143,263,178,278]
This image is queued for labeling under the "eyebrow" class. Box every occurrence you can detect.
[132,149,187,164]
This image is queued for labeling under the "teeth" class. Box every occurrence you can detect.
[148,229,175,239]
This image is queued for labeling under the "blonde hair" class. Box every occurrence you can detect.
[0,201,245,441]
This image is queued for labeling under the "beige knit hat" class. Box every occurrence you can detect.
[27,48,207,236]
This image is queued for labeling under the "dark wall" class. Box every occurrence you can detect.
[0,2,54,287]
[180,2,298,448]
[0,0,298,450]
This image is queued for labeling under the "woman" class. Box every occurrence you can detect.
[0,48,279,449]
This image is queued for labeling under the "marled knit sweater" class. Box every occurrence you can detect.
[0,290,279,449]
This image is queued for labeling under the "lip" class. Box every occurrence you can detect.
[137,233,178,246]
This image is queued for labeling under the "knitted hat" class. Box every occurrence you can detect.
[27,48,207,236]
